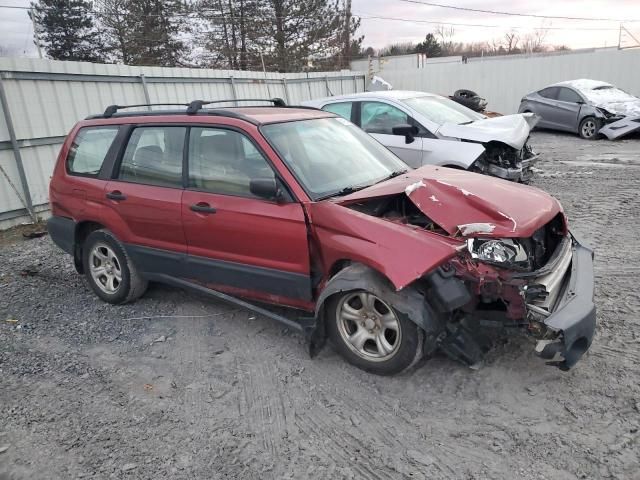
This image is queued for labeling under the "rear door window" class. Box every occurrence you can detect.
[66,126,119,176]
[556,87,583,103]
[538,87,559,99]
[118,126,186,188]
[322,102,353,121]
[360,101,409,134]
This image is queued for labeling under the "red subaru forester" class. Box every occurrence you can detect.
[48,100,596,375]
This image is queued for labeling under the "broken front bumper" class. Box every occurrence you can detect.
[528,235,596,370]
[599,115,640,140]
[480,153,540,182]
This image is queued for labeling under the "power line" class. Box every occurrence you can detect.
[0,4,627,32]
[357,13,621,31]
[396,0,640,23]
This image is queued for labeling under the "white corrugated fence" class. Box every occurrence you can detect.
[367,47,640,114]
[0,57,366,229]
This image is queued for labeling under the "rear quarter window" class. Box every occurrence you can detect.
[66,126,119,176]
[538,87,559,99]
[322,102,353,121]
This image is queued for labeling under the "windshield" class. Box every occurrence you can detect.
[404,95,484,125]
[261,117,408,200]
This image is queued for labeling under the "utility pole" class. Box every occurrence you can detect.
[29,7,44,59]
[343,0,351,70]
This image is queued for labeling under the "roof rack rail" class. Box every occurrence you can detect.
[186,98,286,114]
[102,103,190,118]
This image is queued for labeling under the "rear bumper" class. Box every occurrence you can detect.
[47,215,76,255]
[531,236,596,370]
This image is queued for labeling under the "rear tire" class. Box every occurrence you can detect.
[326,288,424,376]
[82,229,148,304]
[579,116,601,140]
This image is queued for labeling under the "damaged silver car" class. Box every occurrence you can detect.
[303,91,540,182]
[519,79,640,140]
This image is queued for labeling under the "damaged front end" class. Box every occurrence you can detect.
[329,167,595,370]
[440,217,596,370]
[472,140,540,183]
[598,114,640,140]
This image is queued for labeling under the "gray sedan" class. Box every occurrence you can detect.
[518,79,640,140]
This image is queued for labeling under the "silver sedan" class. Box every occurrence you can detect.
[518,79,640,140]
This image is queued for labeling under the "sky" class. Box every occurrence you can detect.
[1,0,640,58]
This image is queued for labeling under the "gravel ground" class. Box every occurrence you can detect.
[1,131,639,479]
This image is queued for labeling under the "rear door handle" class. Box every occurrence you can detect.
[190,203,216,214]
[106,191,127,201]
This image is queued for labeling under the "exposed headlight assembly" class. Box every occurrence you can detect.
[467,238,529,267]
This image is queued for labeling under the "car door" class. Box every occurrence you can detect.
[181,126,312,303]
[358,101,424,168]
[103,125,187,273]
[553,87,585,133]
[530,87,561,129]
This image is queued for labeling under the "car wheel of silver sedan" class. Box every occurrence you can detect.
[326,287,424,376]
[579,117,600,140]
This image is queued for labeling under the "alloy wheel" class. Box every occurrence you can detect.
[336,292,402,362]
[582,120,597,138]
[89,243,122,294]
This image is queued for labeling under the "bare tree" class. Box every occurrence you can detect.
[435,24,455,55]
[522,26,549,53]
[504,31,519,53]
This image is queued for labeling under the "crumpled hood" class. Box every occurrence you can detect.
[592,98,640,117]
[437,113,538,150]
[339,165,562,238]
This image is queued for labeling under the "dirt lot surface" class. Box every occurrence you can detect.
[1,131,639,479]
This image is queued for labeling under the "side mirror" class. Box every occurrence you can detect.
[250,178,282,201]
[392,124,419,144]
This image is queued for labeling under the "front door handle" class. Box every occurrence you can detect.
[190,202,217,214]
[106,190,127,201]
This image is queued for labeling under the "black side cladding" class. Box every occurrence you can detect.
[47,216,76,255]
[423,267,472,313]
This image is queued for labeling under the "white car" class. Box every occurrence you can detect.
[303,91,539,181]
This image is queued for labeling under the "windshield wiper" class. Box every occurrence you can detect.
[374,169,408,184]
[317,184,369,201]
[317,170,408,201]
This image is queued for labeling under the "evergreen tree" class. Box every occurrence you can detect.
[29,0,103,62]
[415,33,442,57]
[125,0,190,66]
[255,0,359,72]
[196,0,262,69]
[94,0,136,64]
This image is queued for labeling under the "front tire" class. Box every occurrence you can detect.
[82,229,148,304]
[326,289,423,375]
[579,116,601,140]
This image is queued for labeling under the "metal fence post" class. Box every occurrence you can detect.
[0,75,36,222]
[324,75,330,95]
[282,78,290,105]
[230,76,238,106]
[139,74,151,110]
[306,72,313,99]
[353,74,357,93]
